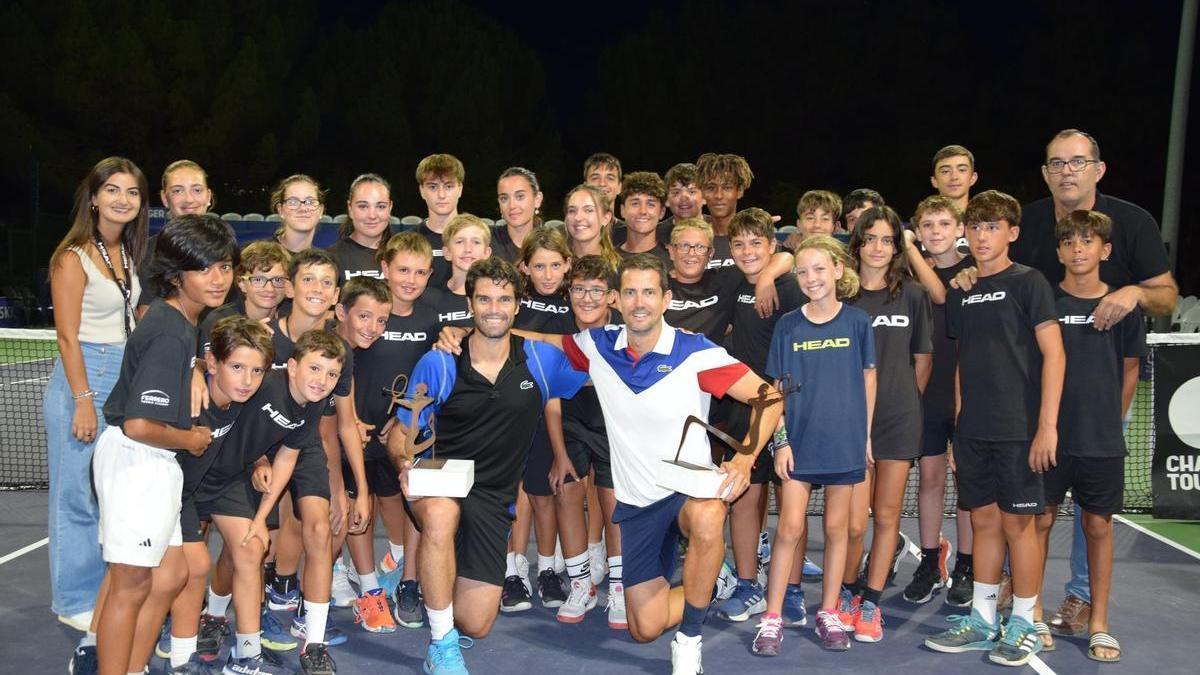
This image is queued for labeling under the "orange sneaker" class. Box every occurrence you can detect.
[354,588,398,633]
[378,551,401,575]
[854,600,883,642]
[837,589,861,632]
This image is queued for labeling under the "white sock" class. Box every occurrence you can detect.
[207,590,232,617]
[537,554,556,574]
[674,632,701,645]
[608,555,623,583]
[973,581,1000,626]
[303,600,329,645]
[565,552,590,582]
[554,538,566,573]
[1012,594,1037,624]
[80,631,97,648]
[358,571,381,593]
[170,635,198,668]
[505,552,518,577]
[236,632,260,659]
[389,541,404,563]
[428,603,454,641]
[515,553,530,578]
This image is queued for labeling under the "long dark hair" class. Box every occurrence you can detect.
[51,156,150,269]
[848,205,909,301]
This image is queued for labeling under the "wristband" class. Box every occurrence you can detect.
[73,389,98,400]
[773,427,789,447]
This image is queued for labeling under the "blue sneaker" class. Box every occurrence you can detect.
[156,617,172,659]
[224,648,296,675]
[290,613,348,647]
[168,652,213,674]
[988,615,1043,666]
[424,628,474,674]
[782,585,807,627]
[378,565,404,599]
[69,645,98,675]
[260,610,299,652]
[925,610,1001,653]
[802,556,823,582]
[266,578,301,612]
[716,579,766,622]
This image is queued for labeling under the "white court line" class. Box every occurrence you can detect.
[0,537,48,565]
[3,376,49,386]
[1029,655,1057,675]
[1114,514,1200,562]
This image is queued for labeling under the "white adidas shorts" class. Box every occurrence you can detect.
[92,425,183,567]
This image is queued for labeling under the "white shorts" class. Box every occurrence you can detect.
[92,425,183,567]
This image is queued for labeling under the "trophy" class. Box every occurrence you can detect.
[384,375,474,499]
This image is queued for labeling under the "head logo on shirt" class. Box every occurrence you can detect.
[439,310,472,323]
[139,390,170,406]
[211,423,234,439]
[1059,314,1095,325]
[668,296,718,311]
[520,380,534,390]
[872,315,910,328]
[737,294,756,305]
[521,299,571,314]
[189,356,197,369]
[262,402,304,429]
[793,337,851,352]
[345,270,384,280]
[962,291,1006,305]
[383,331,428,341]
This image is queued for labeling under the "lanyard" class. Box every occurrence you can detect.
[92,233,133,338]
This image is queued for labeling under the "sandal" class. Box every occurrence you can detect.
[1088,631,1122,663]
[1034,621,1055,652]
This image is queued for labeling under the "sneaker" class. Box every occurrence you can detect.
[378,550,402,575]
[716,579,766,622]
[378,566,404,599]
[1046,593,1090,636]
[862,532,910,585]
[757,530,771,565]
[500,574,533,613]
[197,614,231,661]
[353,588,398,633]
[299,642,336,675]
[330,560,356,608]
[59,610,93,633]
[836,589,861,631]
[423,628,473,675]
[854,600,883,642]
[815,610,851,651]
[924,610,1000,653]
[290,614,348,647]
[557,578,598,623]
[935,536,953,584]
[945,563,973,607]
[224,649,296,675]
[606,584,627,630]
[266,577,301,612]
[903,560,945,604]
[988,615,1043,666]
[69,645,98,675]
[260,610,299,651]
[713,560,737,601]
[537,569,568,609]
[997,574,1013,611]
[670,633,703,674]
[169,652,213,674]
[392,580,425,628]
[801,556,823,583]
[156,617,173,659]
[588,545,608,587]
[751,615,783,656]
[781,586,807,627]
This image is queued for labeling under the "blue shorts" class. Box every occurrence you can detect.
[788,469,865,486]
[613,492,688,588]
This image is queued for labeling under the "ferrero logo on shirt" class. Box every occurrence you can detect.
[793,337,851,352]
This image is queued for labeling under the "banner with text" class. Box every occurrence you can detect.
[1153,345,1200,519]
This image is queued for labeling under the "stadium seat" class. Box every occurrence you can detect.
[220,212,242,221]
[266,214,282,222]
[1180,299,1200,333]
[400,215,422,227]
[481,218,495,228]
[777,225,799,234]
[544,219,565,230]
[242,213,264,221]
[389,216,400,225]
[494,219,506,229]
[334,214,348,224]
[319,215,334,223]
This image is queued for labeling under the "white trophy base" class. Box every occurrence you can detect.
[408,458,475,498]
[656,459,730,499]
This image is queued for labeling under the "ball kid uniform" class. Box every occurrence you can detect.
[766,304,876,485]
[617,243,672,270]
[178,397,242,541]
[415,220,452,288]
[560,322,750,588]
[724,274,802,483]
[946,263,1057,515]
[849,277,933,461]
[196,299,247,358]
[921,256,974,457]
[514,290,575,496]
[561,310,623,490]
[396,336,586,585]
[94,299,198,566]
[665,267,742,344]
[327,237,385,284]
[425,286,474,329]
[1044,286,1145,515]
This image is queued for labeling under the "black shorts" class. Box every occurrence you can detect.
[523,422,555,497]
[721,401,779,485]
[180,495,205,544]
[454,488,516,587]
[266,447,332,529]
[1043,455,1124,517]
[921,417,954,457]
[195,479,257,521]
[954,435,1044,515]
[564,438,613,490]
[344,457,402,499]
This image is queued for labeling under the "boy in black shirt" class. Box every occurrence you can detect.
[197,241,290,358]
[926,191,1065,667]
[1034,210,1142,662]
[414,154,466,287]
[90,214,236,675]
[695,153,753,269]
[617,172,671,267]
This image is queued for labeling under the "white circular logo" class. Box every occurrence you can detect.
[1168,376,1200,450]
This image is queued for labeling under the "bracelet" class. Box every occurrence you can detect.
[773,427,789,447]
[72,389,98,400]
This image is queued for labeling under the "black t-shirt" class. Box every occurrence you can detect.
[617,243,672,270]
[354,302,440,458]
[665,267,742,343]
[560,310,622,457]
[326,238,383,284]
[923,256,975,424]
[1012,193,1171,287]
[424,286,474,328]
[515,291,575,334]
[135,234,160,309]
[706,235,735,271]
[267,317,354,412]
[1056,286,1146,457]
[416,221,452,287]
[850,277,934,448]
[730,274,803,377]
[103,299,197,432]
[197,300,247,358]
[193,369,324,499]
[946,263,1057,441]
[179,398,243,498]
[490,226,521,264]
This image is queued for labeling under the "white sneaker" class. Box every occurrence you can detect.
[671,633,703,674]
[606,584,627,630]
[556,578,597,624]
[516,554,532,597]
[713,561,737,601]
[588,544,607,586]
[331,560,356,608]
[57,610,92,632]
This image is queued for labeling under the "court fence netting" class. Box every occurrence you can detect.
[0,326,1156,516]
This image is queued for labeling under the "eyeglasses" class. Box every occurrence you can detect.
[245,275,287,288]
[569,285,609,300]
[283,197,321,209]
[1045,157,1099,174]
[673,243,711,255]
